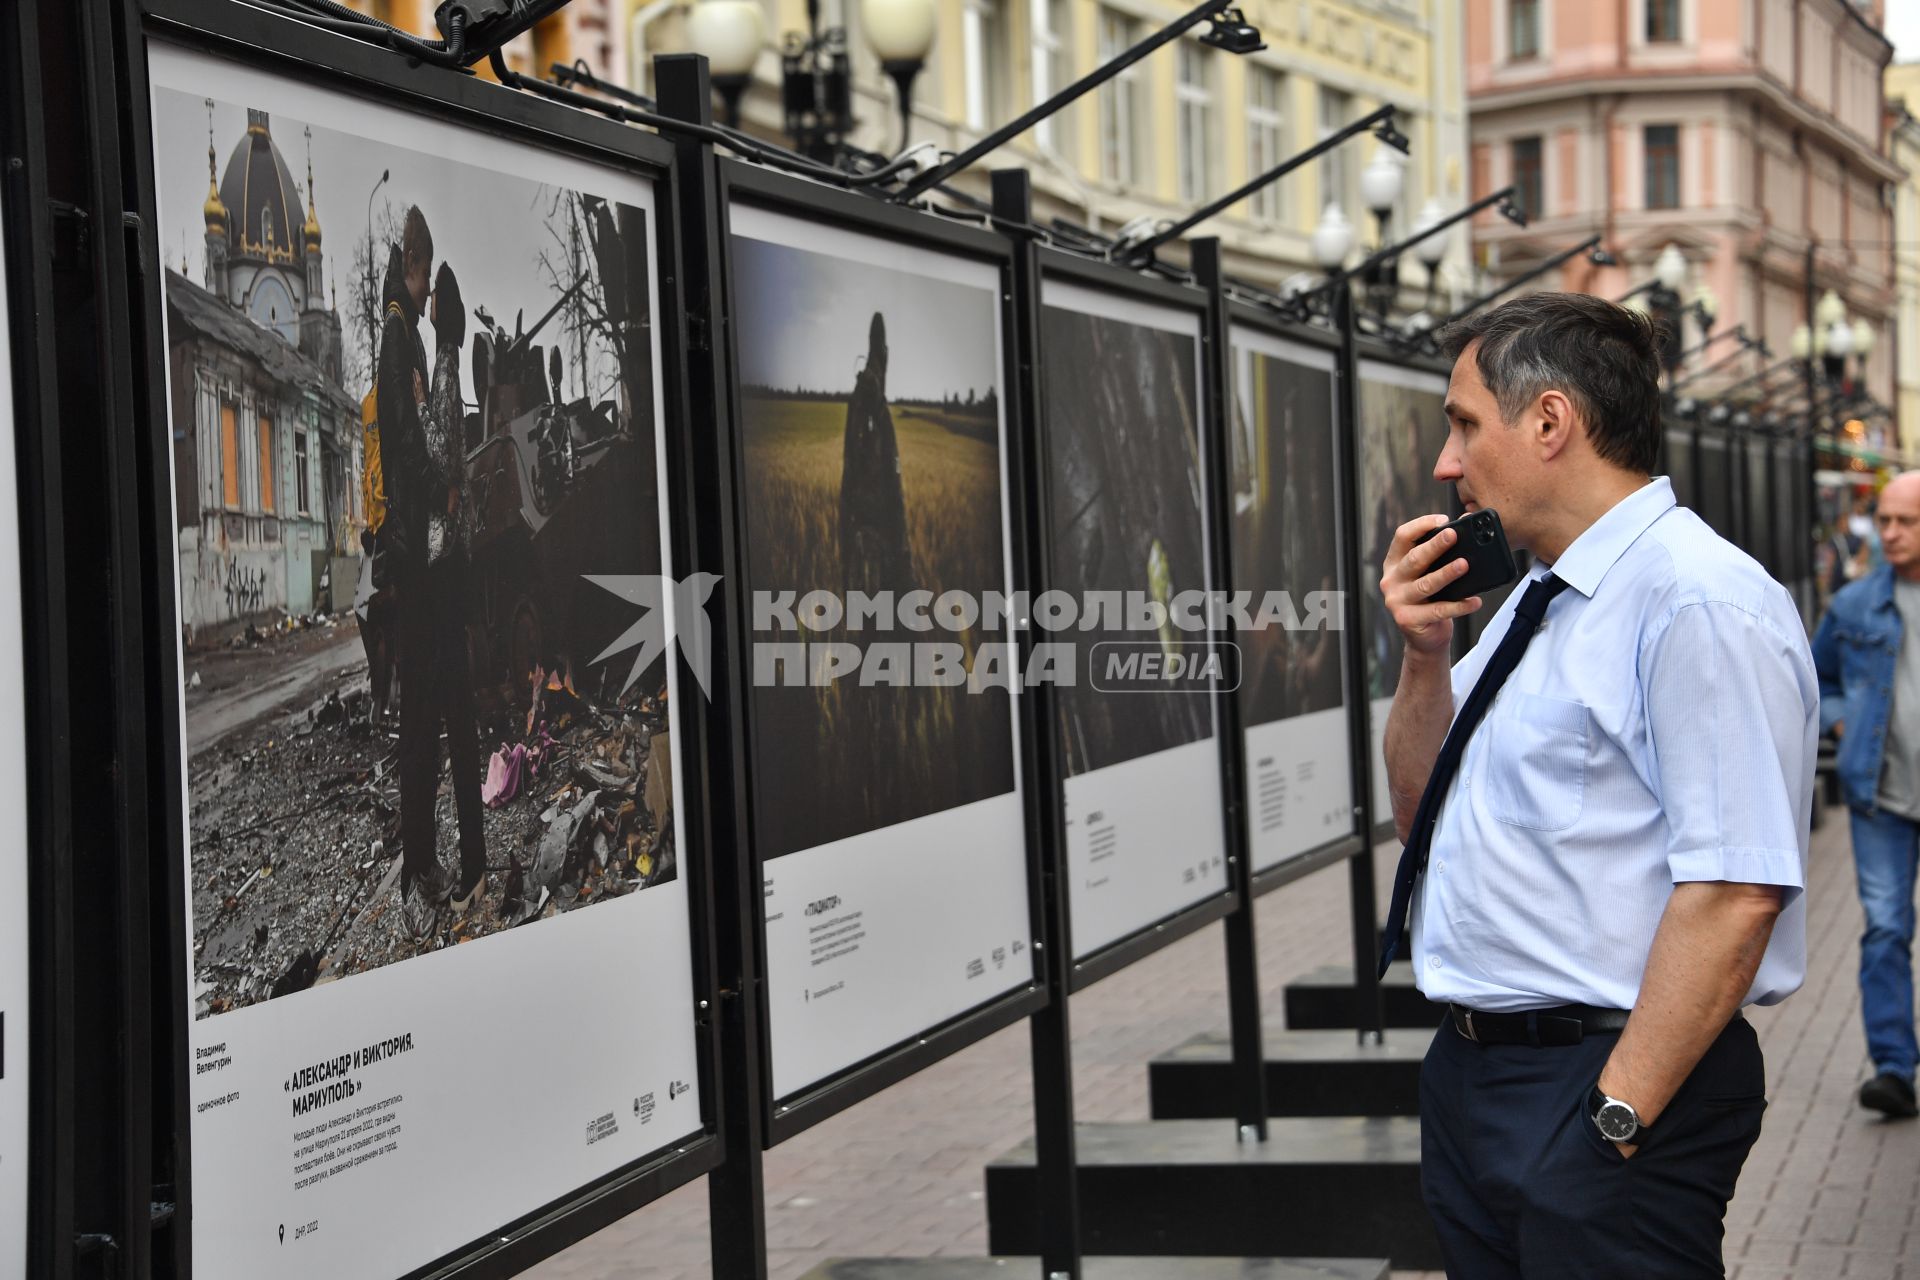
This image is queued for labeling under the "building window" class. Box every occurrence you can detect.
[1509,0,1540,60]
[1247,66,1288,222]
[295,426,311,515]
[1644,124,1680,210]
[1511,136,1544,221]
[1097,7,1145,187]
[1176,43,1217,203]
[1646,0,1682,43]
[221,402,239,509]
[963,0,1007,133]
[1318,86,1353,216]
[258,415,275,513]
[1032,0,1074,152]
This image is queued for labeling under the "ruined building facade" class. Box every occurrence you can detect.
[169,110,359,636]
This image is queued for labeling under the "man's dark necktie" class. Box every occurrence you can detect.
[1376,573,1571,977]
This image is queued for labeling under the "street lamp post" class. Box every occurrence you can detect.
[1356,148,1404,318]
[1646,243,1688,378]
[861,0,937,152]
[686,0,763,129]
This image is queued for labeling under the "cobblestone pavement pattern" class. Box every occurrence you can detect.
[527,807,1919,1280]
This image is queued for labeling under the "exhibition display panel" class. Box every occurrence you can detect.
[0,162,28,1280]
[126,6,721,1274]
[717,165,1043,1128]
[1696,430,1736,540]
[1354,359,1450,833]
[1035,255,1230,969]
[1225,319,1356,875]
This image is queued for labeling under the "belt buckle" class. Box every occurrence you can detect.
[1460,1008,1478,1043]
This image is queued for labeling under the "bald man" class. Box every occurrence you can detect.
[1813,470,1920,1119]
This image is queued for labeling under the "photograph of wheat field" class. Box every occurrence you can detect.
[730,229,1016,859]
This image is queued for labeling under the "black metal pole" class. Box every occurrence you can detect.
[895,0,1232,202]
[1193,238,1269,1140]
[1329,277,1386,1042]
[1124,105,1400,264]
[1301,186,1520,316]
[994,167,1085,1280]
[656,53,771,1280]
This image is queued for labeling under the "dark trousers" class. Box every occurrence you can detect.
[1420,1014,1766,1278]
[397,553,486,887]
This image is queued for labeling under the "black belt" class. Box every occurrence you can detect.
[1447,1003,1631,1047]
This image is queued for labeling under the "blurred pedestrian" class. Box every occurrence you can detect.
[1379,292,1817,1277]
[1811,471,1920,1119]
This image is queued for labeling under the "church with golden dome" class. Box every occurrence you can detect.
[166,105,357,635]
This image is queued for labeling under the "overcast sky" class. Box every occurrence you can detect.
[730,236,999,404]
[1891,7,1920,65]
[152,85,629,404]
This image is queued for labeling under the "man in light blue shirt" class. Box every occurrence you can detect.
[1380,293,1817,1278]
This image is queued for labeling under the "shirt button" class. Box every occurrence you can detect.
[1428,956,1443,969]
[1435,859,1446,874]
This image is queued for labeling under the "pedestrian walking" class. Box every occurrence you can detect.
[1811,471,1920,1120]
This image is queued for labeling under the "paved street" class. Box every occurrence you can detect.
[529,807,1919,1280]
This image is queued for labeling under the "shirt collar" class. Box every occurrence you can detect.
[1535,477,1676,599]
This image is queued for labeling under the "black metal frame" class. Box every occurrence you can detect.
[1220,297,1369,900]
[1030,244,1241,994]
[706,158,1051,1146]
[3,3,79,1276]
[110,4,726,1276]
[1696,425,1737,541]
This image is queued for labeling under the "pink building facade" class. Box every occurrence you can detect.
[1465,0,1898,410]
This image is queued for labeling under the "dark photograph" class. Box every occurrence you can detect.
[731,231,1016,859]
[157,90,677,1017]
[1042,301,1211,776]
[1358,369,1452,700]
[1231,343,1344,727]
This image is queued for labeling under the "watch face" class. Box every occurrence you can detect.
[1595,1101,1638,1142]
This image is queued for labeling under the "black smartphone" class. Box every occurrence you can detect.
[1413,508,1520,603]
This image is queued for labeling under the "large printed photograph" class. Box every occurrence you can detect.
[1231,341,1343,727]
[1042,292,1211,776]
[730,217,1016,859]
[1357,366,1451,699]
[157,89,677,1018]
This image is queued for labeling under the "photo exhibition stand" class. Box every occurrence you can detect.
[0,3,1824,1277]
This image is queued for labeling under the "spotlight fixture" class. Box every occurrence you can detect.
[1199,7,1266,54]
[1495,194,1528,228]
[1589,246,1617,267]
[1371,117,1411,154]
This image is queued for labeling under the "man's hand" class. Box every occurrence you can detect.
[1833,722,1844,738]
[1596,881,1783,1158]
[1381,513,1484,656]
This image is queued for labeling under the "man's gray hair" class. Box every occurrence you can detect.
[1436,291,1665,475]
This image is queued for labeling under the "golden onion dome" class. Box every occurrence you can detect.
[203,145,227,233]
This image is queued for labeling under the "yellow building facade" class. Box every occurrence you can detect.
[626,0,1470,291]
[1889,61,1920,464]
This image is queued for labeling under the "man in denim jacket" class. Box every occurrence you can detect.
[1812,472,1920,1119]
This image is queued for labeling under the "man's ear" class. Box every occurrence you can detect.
[1536,388,1576,460]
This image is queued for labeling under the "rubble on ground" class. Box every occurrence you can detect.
[189,645,677,1019]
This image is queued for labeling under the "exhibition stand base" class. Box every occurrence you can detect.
[801,1257,1389,1280]
[1147,1026,1430,1119]
[1282,962,1443,1031]
[982,1118,1438,1271]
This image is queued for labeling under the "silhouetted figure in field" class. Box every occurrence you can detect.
[839,312,913,597]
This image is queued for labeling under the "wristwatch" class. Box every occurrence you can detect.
[1589,1086,1652,1144]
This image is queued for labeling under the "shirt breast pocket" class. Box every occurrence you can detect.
[1835,627,1893,685]
[1482,692,1591,832]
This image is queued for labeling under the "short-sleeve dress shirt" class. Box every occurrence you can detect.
[1410,477,1819,1012]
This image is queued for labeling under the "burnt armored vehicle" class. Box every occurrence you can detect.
[461,277,661,703]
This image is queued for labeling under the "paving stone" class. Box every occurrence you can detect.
[523,811,1918,1280]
